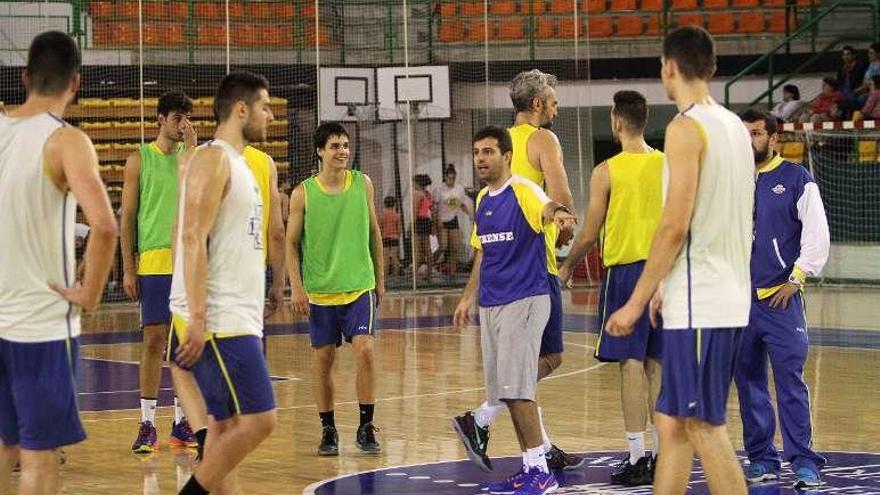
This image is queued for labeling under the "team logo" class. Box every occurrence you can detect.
[305,451,880,495]
[772,184,786,195]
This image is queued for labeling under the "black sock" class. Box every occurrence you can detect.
[320,411,335,428]
[179,475,209,495]
[359,403,374,427]
[195,428,207,459]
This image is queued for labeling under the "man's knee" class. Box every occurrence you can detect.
[313,346,336,373]
[142,325,168,355]
[246,411,277,441]
[684,417,724,446]
[351,337,375,368]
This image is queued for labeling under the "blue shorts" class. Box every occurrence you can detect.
[539,274,564,356]
[191,335,276,422]
[596,261,663,362]
[0,338,86,450]
[139,274,172,327]
[656,327,742,425]
[308,291,377,348]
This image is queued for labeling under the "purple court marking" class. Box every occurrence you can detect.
[77,358,289,412]
[304,451,880,494]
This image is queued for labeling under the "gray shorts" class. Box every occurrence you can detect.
[479,294,551,404]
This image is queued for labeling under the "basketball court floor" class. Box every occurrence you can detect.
[19,285,880,494]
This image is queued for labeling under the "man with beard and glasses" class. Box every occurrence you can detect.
[121,90,198,454]
[452,69,582,474]
[170,71,277,495]
[735,109,829,490]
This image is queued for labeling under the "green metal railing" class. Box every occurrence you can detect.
[724,0,880,108]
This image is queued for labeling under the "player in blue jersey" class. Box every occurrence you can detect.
[453,126,576,495]
[736,109,830,489]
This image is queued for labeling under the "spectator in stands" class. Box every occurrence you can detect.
[858,74,880,120]
[800,77,843,123]
[412,174,435,282]
[380,196,401,277]
[837,45,867,102]
[854,42,880,102]
[433,164,473,274]
[771,84,807,122]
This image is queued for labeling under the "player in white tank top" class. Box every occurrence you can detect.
[170,72,278,495]
[605,27,751,494]
[168,138,264,337]
[0,31,117,494]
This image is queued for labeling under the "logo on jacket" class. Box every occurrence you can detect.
[772,184,786,195]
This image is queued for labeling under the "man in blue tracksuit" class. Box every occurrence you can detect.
[736,109,830,489]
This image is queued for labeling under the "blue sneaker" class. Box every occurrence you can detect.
[169,419,196,448]
[794,466,822,488]
[745,461,779,483]
[487,466,529,494]
[514,467,558,495]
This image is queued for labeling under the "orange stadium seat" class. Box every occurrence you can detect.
[93,21,137,46]
[708,12,735,33]
[550,0,576,13]
[616,15,645,36]
[168,2,188,19]
[491,0,518,15]
[246,2,272,20]
[466,19,488,41]
[610,0,638,11]
[768,10,796,32]
[704,0,730,8]
[583,0,608,13]
[646,13,662,34]
[264,24,295,47]
[733,0,761,7]
[271,3,296,20]
[797,0,816,6]
[558,17,578,38]
[763,0,785,6]
[197,23,227,46]
[194,2,221,20]
[588,16,614,37]
[116,1,138,19]
[438,20,464,42]
[232,23,259,46]
[148,22,185,45]
[460,2,486,16]
[439,2,457,17]
[304,23,331,47]
[497,18,525,39]
[676,13,704,26]
[535,18,556,39]
[738,11,765,32]
[641,0,663,10]
[301,3,316,19]
[142,1,167,19]
[671,0,699,10]
[523,0,548,14]
[228,2,245,19]
[90,1,113,18]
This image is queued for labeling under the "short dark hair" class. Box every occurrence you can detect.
[871,42,880,53]
[740,108,779,136]
[444,164,457,176]
[158,91,193,117]
[822,76,840,91]
[213,71,269,123]
[413,174,432,188]
[472,125,513,155]
[663,26,716,81]
[384,196,397,208]
[842,45,856,54]
[782,84,800,100]
[26,31,81,96]
[313,122,350,150]
[612,90,649,133]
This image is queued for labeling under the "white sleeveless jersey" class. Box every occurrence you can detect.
[169,139,265,337]
[662,104,754,329]
[0,113,80,342]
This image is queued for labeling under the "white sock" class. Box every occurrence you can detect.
[652,427,660,457]
[526,445,549,473]
[474,401,504,428]
[141,398,157,424]
[626,431,646,464]
[522,452,529,470]
[174,397,185,424]
[537,407,552,453]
